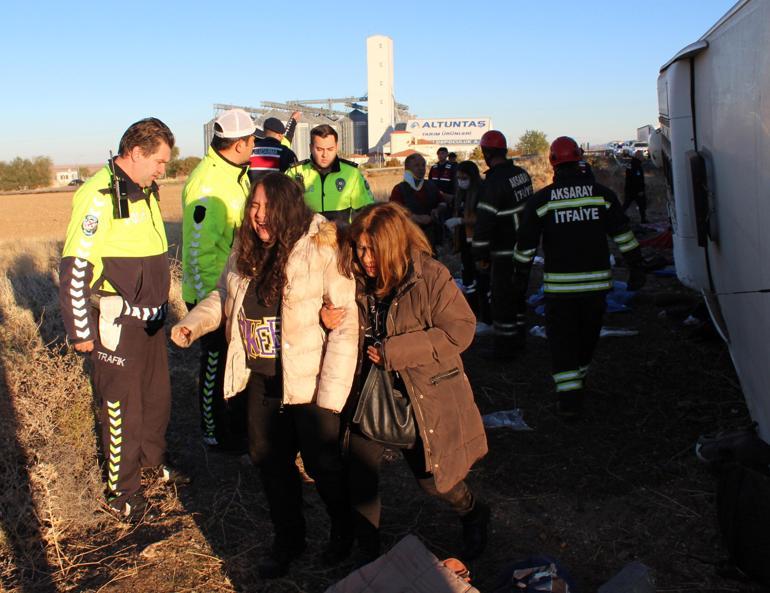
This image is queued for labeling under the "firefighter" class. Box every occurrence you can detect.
[472,130,533,357]
[181,108,256,451]
[59,118,188,522]
[513,136,646,417]
[286,124,374,224]
[248,112,300,182]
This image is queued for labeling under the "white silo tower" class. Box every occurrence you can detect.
[366,35,395,154]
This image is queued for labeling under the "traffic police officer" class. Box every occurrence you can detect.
[513,136,645,417]
[59,118,185,521]
[182,108,256,451]
[286,124,373,224]
[472,130,534,357]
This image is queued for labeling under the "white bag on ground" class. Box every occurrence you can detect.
[325,534,479,593]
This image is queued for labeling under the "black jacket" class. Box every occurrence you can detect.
[471,160,533,260]
[513,163,641,297]
[248,137,297,182]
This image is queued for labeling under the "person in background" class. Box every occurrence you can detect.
[286,124,374,224]
[173,173,358,578]
[622,151,648,223]
[453,160,489,321]
[448,152,458,165]
[248,111,301,181]
[322,202,490,564]
[182,108,256,452]
[429,146,456,202]
[389,153,442,247]
[472,130,534,357]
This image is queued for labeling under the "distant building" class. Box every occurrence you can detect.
[205,36,487,166]
[54,168,79,186]
[367,35,395,154]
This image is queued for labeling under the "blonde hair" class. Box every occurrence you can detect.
[343,202,432,298]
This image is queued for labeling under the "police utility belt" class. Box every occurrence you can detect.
[90,294,168,352]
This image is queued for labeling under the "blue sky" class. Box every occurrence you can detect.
[0,0,736,164]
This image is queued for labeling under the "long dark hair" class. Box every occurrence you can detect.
[456,160,482,220]
[233,172,313,306]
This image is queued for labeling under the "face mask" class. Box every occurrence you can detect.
[457,178,471,190]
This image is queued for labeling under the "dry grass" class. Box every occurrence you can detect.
[361,170,401,203]
[0,237,191,592]
[0,239,105,589]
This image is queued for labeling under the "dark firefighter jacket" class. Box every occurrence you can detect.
[471,159,533,260]
[513,163,642,296]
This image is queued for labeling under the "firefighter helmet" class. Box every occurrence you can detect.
[549,136,582,167]
[479,130,507,150]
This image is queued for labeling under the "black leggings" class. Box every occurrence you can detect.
[246,373,350,543]
[346,429,474,552]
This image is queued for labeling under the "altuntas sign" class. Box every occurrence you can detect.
[406,118,492,145]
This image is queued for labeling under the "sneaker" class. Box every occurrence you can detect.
[460,501,490,560]
[153,464,192,486]
[695,426,770,467]
[108,491,156,524]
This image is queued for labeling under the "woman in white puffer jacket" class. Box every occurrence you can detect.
[172,173,358,578]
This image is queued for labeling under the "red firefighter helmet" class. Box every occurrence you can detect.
[479,130,507,149]
[549,136,582,167]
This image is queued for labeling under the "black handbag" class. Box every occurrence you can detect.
[353,364,416,449]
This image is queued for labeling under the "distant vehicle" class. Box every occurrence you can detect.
[605,141,621,156]
[615,141,634,157]
[650,0,770,443]
[628,141,649,159]
[67,179,84,187]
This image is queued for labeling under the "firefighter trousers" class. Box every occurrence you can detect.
[186,302,247,447]
[544,294,606,397]
[91,313,170,505]
[491,256,526,354]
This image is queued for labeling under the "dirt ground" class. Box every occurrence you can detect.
[0,164,764,593]
[0,183,185,246]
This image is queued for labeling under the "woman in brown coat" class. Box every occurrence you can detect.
[324,202,489,563]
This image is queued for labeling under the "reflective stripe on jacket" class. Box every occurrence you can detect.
[181,147,250,303]
[59,164,169,342]
[286,157,374,223]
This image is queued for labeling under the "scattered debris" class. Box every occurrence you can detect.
[325,534,480,593]
[528,281,637,316]
[483,409,532,431]
[597,561,655,593]
[529,326,638,339]
[492,555,576,593]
